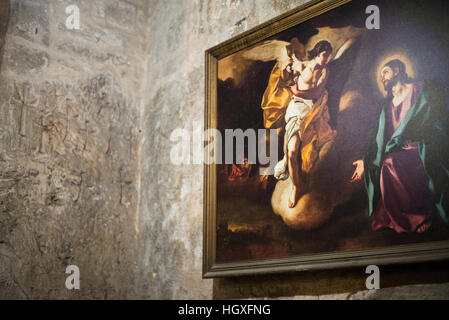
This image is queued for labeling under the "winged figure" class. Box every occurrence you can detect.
[240,27,360,208]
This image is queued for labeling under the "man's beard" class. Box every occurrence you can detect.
[383,75,399,94]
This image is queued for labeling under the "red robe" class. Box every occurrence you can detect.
[371,82,437,233]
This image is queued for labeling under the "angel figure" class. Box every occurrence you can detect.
[243,33,357,208]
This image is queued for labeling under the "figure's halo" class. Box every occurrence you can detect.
[375,52,416,97]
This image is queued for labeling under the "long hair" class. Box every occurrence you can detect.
[383,59,411,83]
[307,40,333,60]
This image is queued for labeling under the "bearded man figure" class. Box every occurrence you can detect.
[352,59,449,233]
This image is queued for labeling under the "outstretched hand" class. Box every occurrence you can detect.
[351,160,364,182]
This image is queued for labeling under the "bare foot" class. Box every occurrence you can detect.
[288,185,302,208]
[416,221,431,234]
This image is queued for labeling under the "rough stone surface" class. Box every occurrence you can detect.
[0,0,448,300]
[105,1,137,31]
[9,0,50,47]
[249,282,449,300]
[319,283,449,300]
[3,42,50,73]
[0,0,148,299]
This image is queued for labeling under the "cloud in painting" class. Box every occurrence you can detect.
[271,89,374,230]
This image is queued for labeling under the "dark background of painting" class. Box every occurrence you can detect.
[218,0,449,131]
[216,0,449,263]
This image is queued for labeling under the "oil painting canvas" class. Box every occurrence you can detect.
[204,0,449,277]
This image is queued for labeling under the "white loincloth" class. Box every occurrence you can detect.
[274,95,314,180]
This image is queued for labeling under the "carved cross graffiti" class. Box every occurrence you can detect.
[12,82,37,137]
[118,168,132,206]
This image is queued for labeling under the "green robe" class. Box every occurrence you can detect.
[363,80,449,222]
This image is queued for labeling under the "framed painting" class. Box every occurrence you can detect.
[203,0,449,278]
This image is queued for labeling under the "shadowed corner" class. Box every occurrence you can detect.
[0,0,10,72]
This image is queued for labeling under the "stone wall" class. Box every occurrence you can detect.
[0,0,148,299]
[0,0,448,300]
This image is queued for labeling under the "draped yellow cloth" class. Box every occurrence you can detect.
[299,91,336,173]
[261,63,292,129]
[261,63,336,173]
